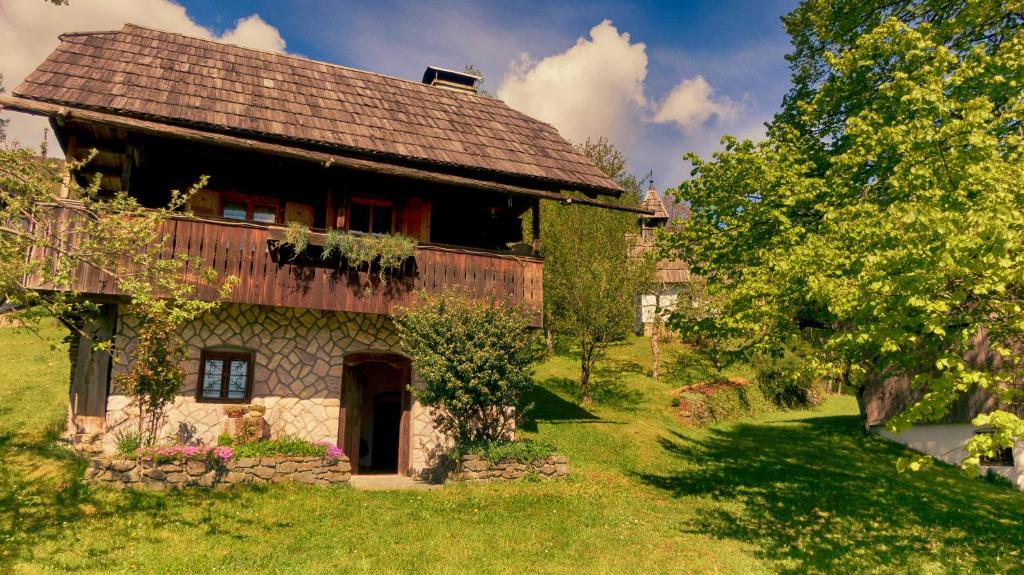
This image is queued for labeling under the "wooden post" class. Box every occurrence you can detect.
[531,198,541,255]
[325,187,335,229]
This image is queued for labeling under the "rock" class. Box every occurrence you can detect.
[463,460,489,472]
[185,462,209,476]
[165,472,188,484]
[293,472,315,484]
[252,466,275,480]
[259,458,278,467]
[159,464,180,473]
[541,465,555,475]
[144,468,166,480]
[296,461,316,472]
[461,454,482,462]
[110,460,136,473]
[88,457,111,470]
[235,458,258,468]
[277,461,298,474]
[552,455,568,464]
[555,464,569,475]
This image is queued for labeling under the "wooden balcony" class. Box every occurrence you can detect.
[25,205,543,326]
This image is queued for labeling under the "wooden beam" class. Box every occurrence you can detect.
[531,198,541,255]
[0,96,653,215]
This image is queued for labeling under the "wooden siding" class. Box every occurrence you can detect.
[26,206,543,326]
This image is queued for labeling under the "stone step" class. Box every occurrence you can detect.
[349,474,440,491]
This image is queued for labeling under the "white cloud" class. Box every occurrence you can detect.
[0,0,287,151]
[497,20,648,146]
[653,75,738,133]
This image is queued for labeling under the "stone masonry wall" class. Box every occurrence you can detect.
[103,303,450,478]
[85,456,352,489]
[448,454,569,483]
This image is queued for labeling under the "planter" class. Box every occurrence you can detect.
[83,455,352,490]
[448,454,569,483]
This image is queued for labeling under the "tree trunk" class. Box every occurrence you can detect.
[650,322,661,380]
[544,308,554,356]
[580,343,593,406]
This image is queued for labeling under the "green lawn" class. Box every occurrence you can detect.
[1,323,1022,574]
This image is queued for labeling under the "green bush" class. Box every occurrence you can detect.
[456,439,557,464]
[114,430,143,457]
[232,436,327,458]
[675,379,773,426]
[753,353,825,408]
[395,290,542,444]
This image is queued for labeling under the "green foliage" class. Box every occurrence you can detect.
[231,436,328,458]
[216,432,234,447]
[113,430,142,457]
[664,1,1024,468]
[542,138,655,404]
[395,290,542,444]
[456,438,557,464]
[752,348,826,409]
[676,380,774,426]
[281,221,310,255]
[0,143,237,446]
[285,224,417,283]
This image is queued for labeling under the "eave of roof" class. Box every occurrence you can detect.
[0,95,652,215]
[15,24,625,198]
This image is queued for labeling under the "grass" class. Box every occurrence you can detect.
[2,324,1023,574]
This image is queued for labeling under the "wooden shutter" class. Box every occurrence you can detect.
[401,198,431,241]
[188,189,220,216]
[284,201,315,226]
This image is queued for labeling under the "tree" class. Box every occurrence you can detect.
[394,290,542,445]
[0,146,236,445]
[543,137,654,404]
[664,0,1024,467]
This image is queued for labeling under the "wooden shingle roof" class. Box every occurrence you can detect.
[14,24,622,196]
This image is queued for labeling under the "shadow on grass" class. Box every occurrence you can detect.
[0,419,269,571]
[521,382,600,432]
[537,372,646,413]
[636,414,1024,574]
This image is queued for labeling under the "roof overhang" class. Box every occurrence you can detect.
[1,95,652,215]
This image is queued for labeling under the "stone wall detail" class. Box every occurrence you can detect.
[84,456,352,490]
[105,304,401,449]
[448,454,569,483]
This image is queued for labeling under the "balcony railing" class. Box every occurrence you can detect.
[25,205,543,326]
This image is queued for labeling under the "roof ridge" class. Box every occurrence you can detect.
[117,23,499,106]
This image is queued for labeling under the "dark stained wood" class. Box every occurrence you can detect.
[25,205,544,326]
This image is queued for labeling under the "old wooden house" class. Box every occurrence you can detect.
[2,24,643,479]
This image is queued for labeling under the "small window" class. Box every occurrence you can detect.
[347,198,395,234]
[219,193,280,224]
[222,201,247,221]
[197,350,253,402]
[980,446,1015,467]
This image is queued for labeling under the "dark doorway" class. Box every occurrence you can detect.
[339,354,411,476]
[369,392,402,472]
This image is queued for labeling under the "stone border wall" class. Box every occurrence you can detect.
[84,456,352,490]
[448,454,569,483]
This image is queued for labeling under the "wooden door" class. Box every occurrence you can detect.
[397,366,412,476]
[340,368,363,474]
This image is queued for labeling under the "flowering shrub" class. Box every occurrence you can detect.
[315,440,344,463]
[135,444,234,465]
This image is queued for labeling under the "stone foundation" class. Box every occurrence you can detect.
[448,454,569,483]
[84,456,352,490]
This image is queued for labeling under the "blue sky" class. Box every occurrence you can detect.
[2,0,799,192]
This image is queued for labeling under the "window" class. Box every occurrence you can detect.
[197,350,254,402]
[220,193,280,224]
[975,430,1016,466]
[347,198,395,234]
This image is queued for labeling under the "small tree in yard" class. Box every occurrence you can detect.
[394,290,542,445]
[1,145,236,446]
[542,137,655,404]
